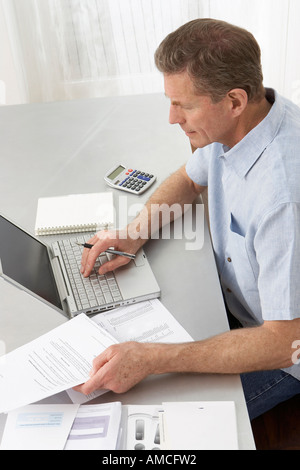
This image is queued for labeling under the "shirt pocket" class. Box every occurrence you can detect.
[226,215,256,296]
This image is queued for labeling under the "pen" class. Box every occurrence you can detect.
[74,242,136,260]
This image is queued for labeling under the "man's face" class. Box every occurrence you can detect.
[164,72,234,148]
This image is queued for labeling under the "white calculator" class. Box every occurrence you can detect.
[104,164,156,194]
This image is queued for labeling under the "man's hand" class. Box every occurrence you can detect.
[80,228,143,277]
[73,342,155,395]
[80,166,203,278]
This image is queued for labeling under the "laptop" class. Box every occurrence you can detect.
[0,214,160,318]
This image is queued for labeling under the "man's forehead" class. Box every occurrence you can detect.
[163,72,203,103]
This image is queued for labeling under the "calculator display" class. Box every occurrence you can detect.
[107,165,125,180]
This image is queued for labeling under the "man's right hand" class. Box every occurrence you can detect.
[80,228,144,277]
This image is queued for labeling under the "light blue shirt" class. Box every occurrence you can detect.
[186,88,300,380]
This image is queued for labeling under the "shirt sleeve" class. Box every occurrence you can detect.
[185,147,209,186]
[254,202,300,321]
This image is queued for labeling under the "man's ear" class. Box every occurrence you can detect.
[227,88,248,116]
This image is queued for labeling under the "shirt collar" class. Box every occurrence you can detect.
[219,88,285,178]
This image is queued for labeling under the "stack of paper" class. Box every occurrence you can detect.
[0,300,238,450]
[0,402,122,451]
[0,314,118,414]
[0,300,193,412]
[1,400,238,450]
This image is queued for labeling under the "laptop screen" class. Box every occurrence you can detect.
[0,215,62,310]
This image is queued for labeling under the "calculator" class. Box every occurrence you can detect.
[104,164,156,194]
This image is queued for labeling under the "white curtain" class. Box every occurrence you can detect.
[1,0,300,105]
[2,0,207,103]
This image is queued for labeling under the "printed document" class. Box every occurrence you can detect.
[92,299,193,343]
[0,299,193,411]
[64,402,122,450]
[66,299,193,404]
[0,404,79,450]
[0,314,117,414]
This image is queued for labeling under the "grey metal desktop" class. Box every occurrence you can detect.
[0,93,255,449]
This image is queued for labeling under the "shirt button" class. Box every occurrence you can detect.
[227,257,232,262]
[227,288,232,293]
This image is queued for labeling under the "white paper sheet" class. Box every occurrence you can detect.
[92,299,194,343]
[0,314,118,414]
[66,299,193,404]
[160,401,239,450]
[0,404,79,450]
[64,402,122,450]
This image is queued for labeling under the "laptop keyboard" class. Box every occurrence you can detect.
[58,235,123,312]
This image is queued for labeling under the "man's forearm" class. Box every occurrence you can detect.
[127,165,204,241]
[150,320,298,376]
[75,318,300,395]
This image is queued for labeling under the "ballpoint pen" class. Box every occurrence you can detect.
[74,242,136,260]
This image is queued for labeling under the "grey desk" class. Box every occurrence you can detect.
[0,94,255,449]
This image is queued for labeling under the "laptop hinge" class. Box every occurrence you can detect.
[50,256,70,301]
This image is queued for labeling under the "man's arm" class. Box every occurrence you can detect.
[81,165,204,276]
[74,317,300,395]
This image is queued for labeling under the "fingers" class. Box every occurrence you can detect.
[80,231,117,277]
[73,342,146,396]
[80,234,100,276]
[98,255,131,275]
[73,351,109,395]
[80,229,138,277]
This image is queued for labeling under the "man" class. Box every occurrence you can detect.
[76,19,300,420]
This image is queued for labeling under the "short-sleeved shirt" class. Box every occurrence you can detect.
[186,88,300,380]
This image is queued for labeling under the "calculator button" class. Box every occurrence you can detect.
[128,169,133,172]
[137,175,150,181]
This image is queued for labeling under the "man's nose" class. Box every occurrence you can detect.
[169,105,185,125]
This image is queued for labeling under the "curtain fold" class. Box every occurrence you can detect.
[2,0,300,105]
[3,0,207,102]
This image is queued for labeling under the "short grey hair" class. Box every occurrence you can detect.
[155,18,264,103]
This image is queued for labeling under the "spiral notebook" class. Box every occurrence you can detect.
[35,192,114,235]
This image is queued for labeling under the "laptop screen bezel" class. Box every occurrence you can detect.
[0,214,64,314]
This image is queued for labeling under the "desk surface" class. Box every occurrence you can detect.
[0,93,255,449]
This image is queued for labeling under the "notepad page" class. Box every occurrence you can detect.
[35,192,114,235]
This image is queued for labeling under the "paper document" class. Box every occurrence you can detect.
[160,401,239,450]
[66,299,193,404]
[92,299,194,343]
[0,299,193,411]
[0,404,79,450]
[64,402,122,450]
[0,314,118,414]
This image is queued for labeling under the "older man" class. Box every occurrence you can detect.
[77,19,300,420]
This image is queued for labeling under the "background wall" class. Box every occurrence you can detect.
[0,0,299,106]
